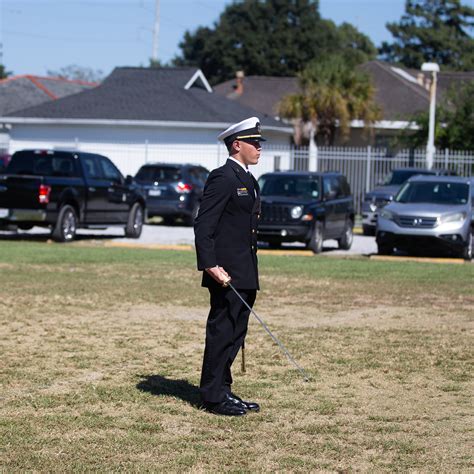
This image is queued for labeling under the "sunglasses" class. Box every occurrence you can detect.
[238,139,262,148]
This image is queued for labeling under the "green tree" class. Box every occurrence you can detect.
[149,58,162,69]
[402,81,474,150]
[438,81,474,149]
[338,22,378,66]
[380,0,474,71]
[0,64,11,79]
[149,58,173,68]
[47,65,104,83]
[278,56,380,145]
[174,0,376,84]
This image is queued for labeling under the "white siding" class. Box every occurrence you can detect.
[8,124,291,177]
[0,132,9,152]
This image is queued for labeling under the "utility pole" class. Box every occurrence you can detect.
[0,0,3,67]
[151,0,160,63]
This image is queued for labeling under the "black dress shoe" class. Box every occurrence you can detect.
[226,392,260,412]
[202,399,247,416]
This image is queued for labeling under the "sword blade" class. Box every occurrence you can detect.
[227,282,310,382]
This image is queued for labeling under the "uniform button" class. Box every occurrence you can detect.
[251,245,255,250]
[252,229,255,233]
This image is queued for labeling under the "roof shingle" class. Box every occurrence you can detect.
[214,61,474,122]
[6,67,287,129]
[0,75,96,115]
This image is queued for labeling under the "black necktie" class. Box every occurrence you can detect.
[245,172,255,199]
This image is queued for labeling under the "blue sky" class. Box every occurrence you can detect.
[0,0,406,78]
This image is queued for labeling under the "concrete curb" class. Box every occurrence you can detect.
[369,255,466,264]
[104,242,194,251]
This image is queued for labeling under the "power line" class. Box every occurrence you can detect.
[4,29,145,43]
[0,0,4,65]
[4,27,177,56]
[4,0,153,6]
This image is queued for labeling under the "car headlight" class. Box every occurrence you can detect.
[290,206,303,219]
[379,209,395,220]
[439,212,466,224]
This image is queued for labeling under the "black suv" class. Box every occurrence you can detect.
[135,163,209,225]
[257,171,355,253]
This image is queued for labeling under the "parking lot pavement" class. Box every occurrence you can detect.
[112,224,379,255]
[106,224,378,256]
[4,225,470,262]
[0,224,378,256]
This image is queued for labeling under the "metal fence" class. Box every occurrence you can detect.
[302,146,474,213]
[7,138,474,214]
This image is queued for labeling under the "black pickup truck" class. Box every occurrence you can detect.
[0,149,146,242]
[257,171,355,253]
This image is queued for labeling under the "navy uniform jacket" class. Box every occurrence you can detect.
[194,159,260,290]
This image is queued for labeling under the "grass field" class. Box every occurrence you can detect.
[1,241,473,471]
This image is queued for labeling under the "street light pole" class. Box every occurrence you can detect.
[421,62,440,170]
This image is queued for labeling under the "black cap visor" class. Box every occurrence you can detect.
[239,137,266,144]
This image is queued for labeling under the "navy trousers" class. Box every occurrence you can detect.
[199,287,257,403]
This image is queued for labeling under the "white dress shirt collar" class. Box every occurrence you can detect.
[228,156,249,173]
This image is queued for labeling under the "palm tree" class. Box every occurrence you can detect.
[279,56,380,145]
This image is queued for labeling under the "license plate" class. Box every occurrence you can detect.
[0,208,9,218]
[148,189,162,197]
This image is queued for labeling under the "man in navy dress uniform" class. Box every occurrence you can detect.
[194,117,264,416]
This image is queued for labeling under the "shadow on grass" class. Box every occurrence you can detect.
[136,374,201,408]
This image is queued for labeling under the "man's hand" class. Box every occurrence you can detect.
[205,266,231,285]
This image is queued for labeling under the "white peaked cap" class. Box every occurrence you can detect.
[217,116,266,143]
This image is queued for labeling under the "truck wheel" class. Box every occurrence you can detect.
[338,219,353,250]
[307,221,323,254]
[460,233,472,261]
[125,202,144,238]
[52,205,77,243]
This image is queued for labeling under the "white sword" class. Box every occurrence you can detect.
[223,279,310,382]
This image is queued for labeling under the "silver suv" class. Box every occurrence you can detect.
[362,168,438,235]
[376,176,472,260]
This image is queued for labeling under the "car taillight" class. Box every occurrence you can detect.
[39,184,51,204]
[175,182,193,193]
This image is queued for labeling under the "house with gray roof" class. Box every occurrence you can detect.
[0,75,97,116]
[214,60,474,147]
[0,75,96,152]
[1,67,292,175]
